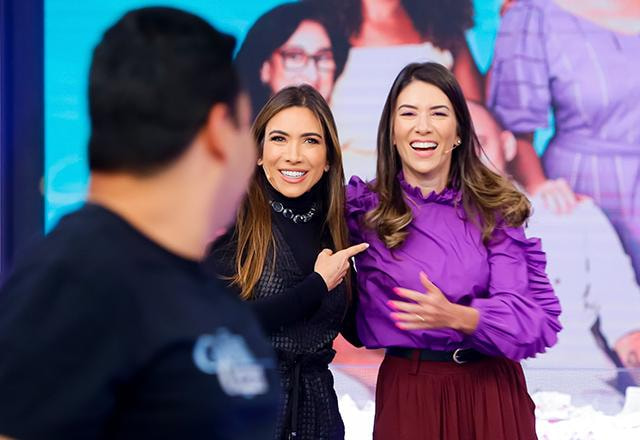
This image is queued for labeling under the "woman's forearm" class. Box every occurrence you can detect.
[512,133,547,193]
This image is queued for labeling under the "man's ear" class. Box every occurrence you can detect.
[202,103,232,163]
[501,130,517,163]
[260,60,271,85]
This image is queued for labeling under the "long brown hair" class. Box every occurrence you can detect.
[367,62,530,248]
[232,85,350,299]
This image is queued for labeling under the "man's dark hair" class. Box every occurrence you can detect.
[88,7,239,174]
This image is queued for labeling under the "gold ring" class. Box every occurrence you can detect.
[415,314,425,322]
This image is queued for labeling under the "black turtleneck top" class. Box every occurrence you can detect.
[267,182,327,274]
[205,183,331,333]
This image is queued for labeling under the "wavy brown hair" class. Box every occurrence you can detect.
[232,85,350,299]
[367,62,530,248]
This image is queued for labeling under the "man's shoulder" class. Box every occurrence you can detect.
[204,278,254,319]
[1,206,133,296]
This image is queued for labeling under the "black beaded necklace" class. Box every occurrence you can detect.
[269,200,319,224]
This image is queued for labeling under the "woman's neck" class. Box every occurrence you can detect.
[351,0,422,47]
[266,181,321,211]
[401,169,448,197]
[360,0,402,21]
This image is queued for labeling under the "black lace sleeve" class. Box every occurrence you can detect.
[204,229,327,333]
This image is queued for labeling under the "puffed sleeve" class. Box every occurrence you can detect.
[345,176,378,245]
[469,224,562,361]
[487,0,552,133]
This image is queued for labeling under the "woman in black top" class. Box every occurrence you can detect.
[206,85,367,440]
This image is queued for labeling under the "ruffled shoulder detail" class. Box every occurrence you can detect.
[502,224,562,354]
[470,223,562,360]
[346,176,379,244]
[398,173,461,206]
[346,176,379,217]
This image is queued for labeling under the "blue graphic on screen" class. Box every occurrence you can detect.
[45,0,284,230]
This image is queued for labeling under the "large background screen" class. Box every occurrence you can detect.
[44,1,640,438]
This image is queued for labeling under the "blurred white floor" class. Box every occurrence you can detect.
[330,365,640,440]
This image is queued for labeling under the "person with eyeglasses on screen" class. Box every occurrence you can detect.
[234,1,348,118]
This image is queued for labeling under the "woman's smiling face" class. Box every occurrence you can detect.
[392,80,460,188]
[259,106,329,198]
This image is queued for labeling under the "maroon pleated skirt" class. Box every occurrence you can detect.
[373,352,537,440]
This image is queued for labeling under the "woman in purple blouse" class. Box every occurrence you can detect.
[346,62,561,439]
[489,0,640,284]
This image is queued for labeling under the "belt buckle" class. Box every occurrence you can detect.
[452,348,467,364]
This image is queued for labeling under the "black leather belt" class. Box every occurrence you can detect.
[386,347,486,364]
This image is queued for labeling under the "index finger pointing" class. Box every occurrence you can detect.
[339,243,370,259]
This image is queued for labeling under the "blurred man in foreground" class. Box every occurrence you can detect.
[0,7,279,439]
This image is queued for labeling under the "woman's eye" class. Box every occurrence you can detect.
[400,112,416,117]
[433,112,448,117]
[304,138,320,144]
[270,135,286,142]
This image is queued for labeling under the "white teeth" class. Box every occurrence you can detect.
[411,141,438,149]
[281,170,306,178]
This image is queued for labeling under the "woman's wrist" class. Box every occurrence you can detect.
[450,304,479,335]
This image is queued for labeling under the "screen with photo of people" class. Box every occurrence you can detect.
[45,0,640,437]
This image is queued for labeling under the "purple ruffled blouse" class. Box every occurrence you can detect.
[346,175,562,361]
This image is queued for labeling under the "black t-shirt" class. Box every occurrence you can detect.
[0,204,280,440]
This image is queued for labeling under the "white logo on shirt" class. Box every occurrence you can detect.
[193,327,269,398]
